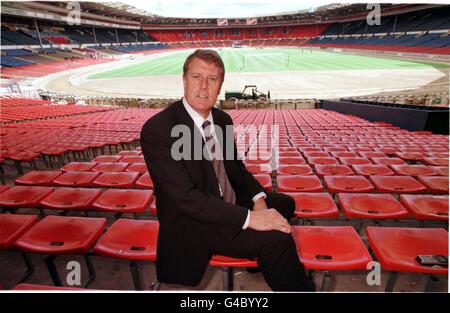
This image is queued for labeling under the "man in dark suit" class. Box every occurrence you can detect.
[140,49,314,291]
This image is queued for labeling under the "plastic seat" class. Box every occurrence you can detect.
[15,215,107,254]
[390,165,438,176]
[372,158,406,166]
[0,214,39,250]
[94,219,158,261]
[276,165,313,176]
[52,171,100,187]
[358,152,387,159]
[339,157,372,166]
[324,175,374,193]
[278,157,306,165]
[119,156,145,164]
[209,255,257,267]
[61,162,97,172]
[430,166,449,176]
[244,163,272,175]
[330,152,358,158]
[417,176,449,194]
[92,189,153,213]
[423,157,449,166]
[13,283,84,291]
[40,188,103,211]
[92,162,129,172]
[125,163,148,174]
[303,152,330,158]
[0,185,9,194]
[92,155,122,163]
[285,192,339,218]
[338,193,408,219]
[92,172,139,188]
[0,186,54,208]
[307,157,339,166]
[366,227,448,275]
[243,158,271,165]
[352,164,394,176]
[93,219,158,290]
[399,194,448,221]
[314,164,354,176]
[135,172,154,189]
[15,171,62,186]
[395,152,425,161]
[370,176,426,193]
[277,175,323,192]
[292,226,372,271]
[253,174,272,191]
[118,151,141,157]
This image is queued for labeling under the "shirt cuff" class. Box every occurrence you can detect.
[252,192,267,203]
[242,210,251,229]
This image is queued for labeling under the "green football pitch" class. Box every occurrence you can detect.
[88,48,448,79]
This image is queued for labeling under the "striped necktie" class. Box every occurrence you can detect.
[202,120,236,204]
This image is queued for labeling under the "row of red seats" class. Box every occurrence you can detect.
[1,213,447,291]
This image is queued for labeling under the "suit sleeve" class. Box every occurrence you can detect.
[141,120,248,234]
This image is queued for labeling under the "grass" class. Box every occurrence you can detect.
[88,48,449,79]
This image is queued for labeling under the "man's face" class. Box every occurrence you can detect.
[183,57,222,118]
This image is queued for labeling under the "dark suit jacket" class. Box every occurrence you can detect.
[140,100,264,286]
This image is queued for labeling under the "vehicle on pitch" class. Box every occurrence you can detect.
[225,85,270,101]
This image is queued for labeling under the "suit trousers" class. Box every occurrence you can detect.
[208,191,316,291]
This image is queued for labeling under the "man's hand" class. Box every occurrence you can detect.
[252,197,269,212]
[248,209,292,234]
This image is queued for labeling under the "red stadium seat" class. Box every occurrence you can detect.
[430,166,449,176]
[61,162,97,172]
[92,189,153,213]
[135,172,153,189]
[399,194,448,221]
[92,162,129,172]
[253,174,272,191]
[314,164,354,176]
[278,157,306,165]
[370,176,426,193]
[276,165,313,175]
[423,157,449,166]
[209,255,258,291]
[324,175,374,193]
[276,175,323,192]
[330,152,358,158]
[303,152,330,158]
[40,187,102,212]
[0,185,9,194]
[339,157,372,166]
[244,163,272,175]
[0,214,39,250]
[92,172,139,188]
[92,155,122,163]
[93,219,158,290]
[125,163,148,174]
[352,164,394,176]
[292,226,372,291]
[285,192,339,218]
[417,176,449,194]
[149,198,157,215]
[366,227,448,291]
[390,165,438,176]
[0,186,54,209]
[15,215,107,287]
[307,157,339,166]
[52,171,100,187]
[395,152,425,162]
[15,171,62,186]
[120,156,145,164]
[338,193,408,219]
[372,158,406,166]
[358,152,387,159]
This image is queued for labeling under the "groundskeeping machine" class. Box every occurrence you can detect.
[225,85,271,101]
